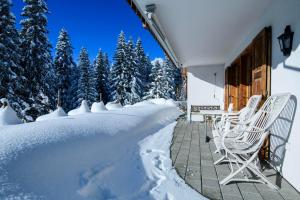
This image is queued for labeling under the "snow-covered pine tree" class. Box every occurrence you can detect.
[69,63,80,109]
[144,60,168,99]
[135,38,148,95]
[54,29,75,111]
[20,0,55,121]
[173,63,183,100]
[127,38,142,104]
[103,53,111,102]
[0,0,28,119]
[164,56,183,100]
[94,49,110,103]
[110,31,130,105]
[77,48,96,106]
[143,55,153,96]
[89,62,98,104]
[163,56,176,99]
[0,0,17,99]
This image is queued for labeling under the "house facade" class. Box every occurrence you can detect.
[127,0,300,192]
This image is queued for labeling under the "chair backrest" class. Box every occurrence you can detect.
[238,95,262,122]
[244,93,291,146]
[227,103,233,112]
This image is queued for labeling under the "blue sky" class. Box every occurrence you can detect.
[11,0,164,62]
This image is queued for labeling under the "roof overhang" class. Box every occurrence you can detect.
[127,0,273,68]
[127,0,181,68]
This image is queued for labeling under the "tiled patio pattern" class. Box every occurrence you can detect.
[171,120,300,200]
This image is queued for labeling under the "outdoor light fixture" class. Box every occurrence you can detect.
[277,25,294,56]
[145,4,156,20]
[145,4,156,14]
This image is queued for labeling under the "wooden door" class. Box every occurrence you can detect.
[228,64,239,111]
[251,27,272,103]
[239,53,252,109]
[224,68,229,110]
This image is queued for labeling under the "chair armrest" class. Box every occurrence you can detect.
[222,112,240,118]
[221,126,265,141]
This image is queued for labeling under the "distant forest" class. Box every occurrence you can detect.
[0,0,183,121]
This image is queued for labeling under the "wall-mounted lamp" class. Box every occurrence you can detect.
[145,4,156,20]
[277,25,294,56]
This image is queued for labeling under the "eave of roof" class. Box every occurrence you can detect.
[126,0,179,68]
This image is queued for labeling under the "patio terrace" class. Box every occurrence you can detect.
[171,120,300,200]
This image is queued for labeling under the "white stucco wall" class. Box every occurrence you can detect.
[187,65,224,121]
[225,0,300,191]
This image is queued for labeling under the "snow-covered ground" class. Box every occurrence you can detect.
[0,103,205,200]
[139,123,206,200]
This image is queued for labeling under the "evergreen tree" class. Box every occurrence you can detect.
[164,56,183,100]
[69,63,80,109]
[94,49,110,103]
[163,56,176,99]
[0,0,27,119]
[127,38,142,104]
[103,53,111,101]
[77,48,96,105]
[110,31,130,105]
[143,55,153,96]
[89,62,98,104]
[20,0,55,121]
[144,60,168,99]
[135,38,148,95]
[0,0,17,98]
[173,64,183,100]
[54,29,75,111]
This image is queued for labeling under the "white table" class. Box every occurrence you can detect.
[200,110,228,142]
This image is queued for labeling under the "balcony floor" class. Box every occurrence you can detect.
[171,120,300,200]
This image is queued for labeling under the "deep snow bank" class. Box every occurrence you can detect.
[68,100,91,116]
[0,105,183,199]
[91,101,107,112]
[105,102,123,110]
[36,107,67,122]
[0,106,22,126]
[0,99,22,126]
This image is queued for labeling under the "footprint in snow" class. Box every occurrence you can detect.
[155,159,162,170]
[164,193,174,200]
[146,149,152,153]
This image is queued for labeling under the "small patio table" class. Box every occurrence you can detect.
[200,110,228,143]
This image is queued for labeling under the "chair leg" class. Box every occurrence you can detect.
[214,155,225,165]
[220,151,255,185]
[246,162,279,190]
[220,159,248,185]
[220,151,279,190]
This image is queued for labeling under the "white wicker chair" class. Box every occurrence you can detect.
[213,95,262,152]
[216,93,291,189]
[213,103,233,131]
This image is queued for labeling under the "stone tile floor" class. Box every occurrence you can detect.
[170,120,300,200]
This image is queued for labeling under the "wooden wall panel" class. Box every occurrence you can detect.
[224,68,229,110]
[252,27,271,104]
[229,63,239,111]
[239,53,252,109]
